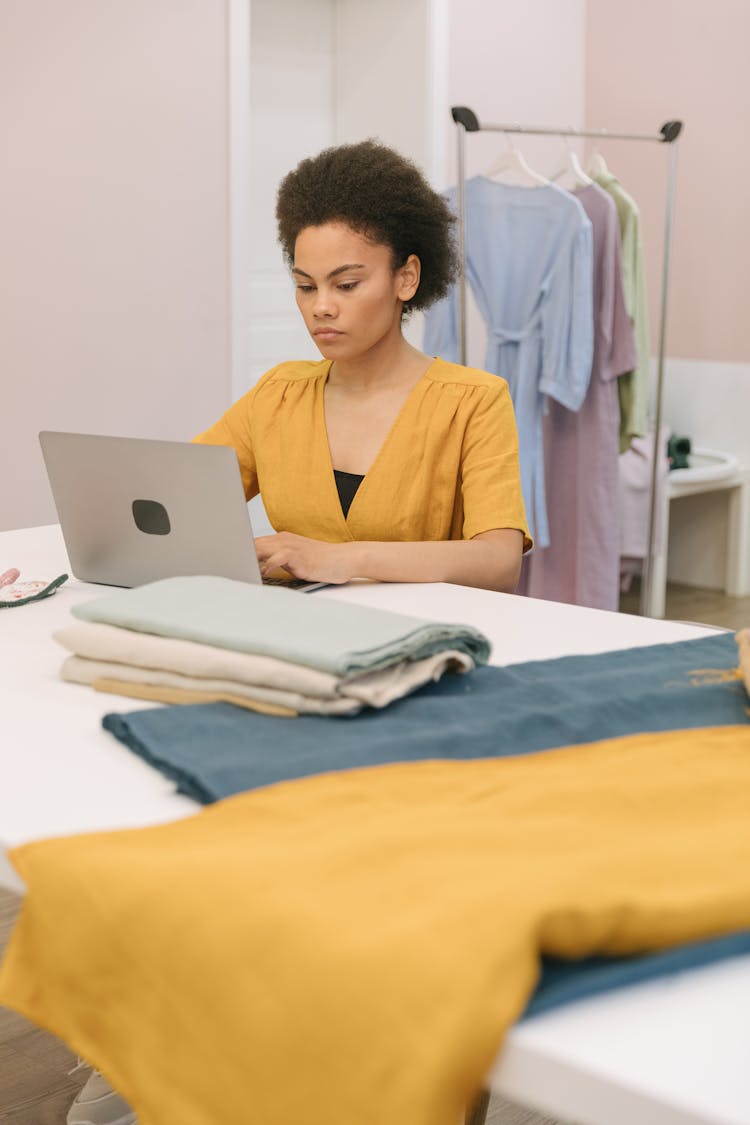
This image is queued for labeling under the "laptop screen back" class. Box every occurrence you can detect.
[39,431,262,588]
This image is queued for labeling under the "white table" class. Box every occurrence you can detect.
[2,524,749,1125]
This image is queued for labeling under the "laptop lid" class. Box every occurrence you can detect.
[39,431,264,588]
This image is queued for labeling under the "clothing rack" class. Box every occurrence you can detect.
[450,106,682,619]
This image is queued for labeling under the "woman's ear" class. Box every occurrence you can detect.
[396,254,421,302]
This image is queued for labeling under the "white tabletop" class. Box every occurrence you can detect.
[2,524,748,1125]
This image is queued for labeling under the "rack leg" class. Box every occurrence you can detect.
[465,1088,491,1125]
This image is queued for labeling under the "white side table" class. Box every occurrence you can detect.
[647,451,750,618]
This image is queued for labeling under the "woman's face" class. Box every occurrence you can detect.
[292,222,419,362]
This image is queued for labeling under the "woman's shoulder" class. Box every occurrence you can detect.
[257,359,329,388]
[425,358,508,395]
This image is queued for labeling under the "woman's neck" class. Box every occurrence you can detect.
[328,332,429,394]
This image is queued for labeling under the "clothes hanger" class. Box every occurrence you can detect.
[551,134,594,188]
[483,131,550,187]
[563,135,594,186]
[587,149,609,177]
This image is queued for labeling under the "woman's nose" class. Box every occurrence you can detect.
[313,287,336,318]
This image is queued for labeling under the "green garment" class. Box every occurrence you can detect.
[595,171,650,451]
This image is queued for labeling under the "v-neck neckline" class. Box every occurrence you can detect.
[317,358,437,528]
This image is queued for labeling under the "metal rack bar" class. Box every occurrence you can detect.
[450,105,682,619]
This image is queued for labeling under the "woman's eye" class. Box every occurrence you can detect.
[296,284,315,293]
[338,282,359,292]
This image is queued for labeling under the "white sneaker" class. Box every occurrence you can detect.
[66,1068,136,1125]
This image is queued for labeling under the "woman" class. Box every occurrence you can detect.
[65,143,532,1125]
[196,140,531,592]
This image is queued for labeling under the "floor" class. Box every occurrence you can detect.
[0,892,88,1124]
[1,582,747,1124]
[619,578,750,631]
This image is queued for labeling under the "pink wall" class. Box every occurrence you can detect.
[446,0,587,370]
[0,1,231,531]
[585,0,750,363]
[447,0,586,186]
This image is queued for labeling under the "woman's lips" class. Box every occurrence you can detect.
[314,328,344,339]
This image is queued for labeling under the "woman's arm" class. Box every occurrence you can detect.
[255,528,524,593]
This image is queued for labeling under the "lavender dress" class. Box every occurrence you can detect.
[523,183,637,610]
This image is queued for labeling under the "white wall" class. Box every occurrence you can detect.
[241,0,448,401]
[242,0,337,400]
[0,1,231,532]
[335,0,442,179]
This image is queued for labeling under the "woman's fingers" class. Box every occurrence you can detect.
[255,533,352,584]
[260,550,301,578]
[256,535,312,579]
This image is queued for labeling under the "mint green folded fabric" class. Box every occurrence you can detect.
[72,576,491,675]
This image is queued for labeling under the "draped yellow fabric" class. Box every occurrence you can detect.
[2,725,750,1125]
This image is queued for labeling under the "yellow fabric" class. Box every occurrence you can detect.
[3,725,750,1125]
[92,677,298,717]
[195,357,532,550]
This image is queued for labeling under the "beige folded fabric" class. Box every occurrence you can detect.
[737,629,750,699]
[55,622,339,696]
[61,655,358,715]
[92,678,297,717]
[55,622,473,711]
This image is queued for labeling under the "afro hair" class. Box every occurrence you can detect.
[275,140,456,313]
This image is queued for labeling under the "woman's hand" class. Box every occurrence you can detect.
[255,529,524,592]
[255,533,357,585]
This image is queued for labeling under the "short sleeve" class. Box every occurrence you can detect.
[460,379,532,551]
[192,377,271,500]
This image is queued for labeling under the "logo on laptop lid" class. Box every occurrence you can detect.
[132,499,171,536]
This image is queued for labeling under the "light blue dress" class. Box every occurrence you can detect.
[424,178,594,547]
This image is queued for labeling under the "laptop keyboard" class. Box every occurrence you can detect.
[262,576,315,590]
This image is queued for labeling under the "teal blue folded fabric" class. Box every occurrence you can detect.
[101,631,745,805]
[73,576,491,674]
[526,930,750,1019]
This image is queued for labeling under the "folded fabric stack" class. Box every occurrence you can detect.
[55,576,490,715]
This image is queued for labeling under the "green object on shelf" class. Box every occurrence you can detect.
[668,434,691,471]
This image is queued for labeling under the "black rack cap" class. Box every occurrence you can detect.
[660,120,683,142]
[451,106,480,132]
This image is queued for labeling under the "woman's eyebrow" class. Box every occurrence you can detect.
[291,264,366,280]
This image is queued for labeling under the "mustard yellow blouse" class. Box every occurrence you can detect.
[195,358,531,550]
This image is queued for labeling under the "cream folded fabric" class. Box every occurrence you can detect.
[61,654,356,715]
[56,622,474,713]
[55,622,340,696]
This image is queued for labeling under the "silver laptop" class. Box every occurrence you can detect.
[39,431,325,591]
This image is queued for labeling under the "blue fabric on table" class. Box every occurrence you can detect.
[101,629,748,1022]
[524,930,750,1020]
[102,632,745,805]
